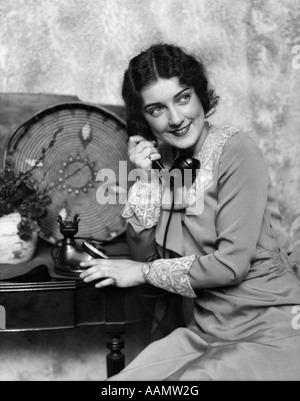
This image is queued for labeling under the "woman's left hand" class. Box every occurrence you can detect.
[79,259,146,288]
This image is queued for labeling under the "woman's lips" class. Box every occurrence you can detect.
[169,122,192,137]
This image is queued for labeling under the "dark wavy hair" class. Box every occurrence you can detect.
[122,43,219,140]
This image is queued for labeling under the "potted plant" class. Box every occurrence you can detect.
[0,164,51,264]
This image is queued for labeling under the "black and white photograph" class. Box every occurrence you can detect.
[0,0,299,383]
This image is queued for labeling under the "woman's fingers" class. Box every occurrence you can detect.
[128,136,155,155]
[95,277,116,288]
[80,261,107,280]
[80,264,116,288]
[80,260,99,270]
[81,269,105,283]
[128,136,156,148]
[128,138,161,170]
[139,148,161,166]
[129,137,157,154]
[79,259,145,289]
[128,135,146,150]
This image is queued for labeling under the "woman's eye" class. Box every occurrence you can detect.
[178,93,191,105]
[150,106,164,117]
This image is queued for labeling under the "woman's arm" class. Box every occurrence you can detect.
[122,176,162,262]
[142,133,269,295]
[126,216,160,262]
[188,133,269,288]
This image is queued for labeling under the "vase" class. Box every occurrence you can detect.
[0,212,38,264]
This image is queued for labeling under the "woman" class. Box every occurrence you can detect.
[80,43,300,380]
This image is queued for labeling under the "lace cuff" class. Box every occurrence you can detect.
[147,255,197,298]
[122,177,162,228]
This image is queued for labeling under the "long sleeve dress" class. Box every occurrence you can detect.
[109,124,300,381]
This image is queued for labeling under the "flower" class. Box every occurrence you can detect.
[0,165,51,241]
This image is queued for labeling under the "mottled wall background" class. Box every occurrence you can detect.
[0,0,300,380]
[1,0,300,251]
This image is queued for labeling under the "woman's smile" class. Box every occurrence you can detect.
[168,122,192,137]
[141,77,207,155]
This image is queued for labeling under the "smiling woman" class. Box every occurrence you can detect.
[141,78,208,155]
[81,43,300,381]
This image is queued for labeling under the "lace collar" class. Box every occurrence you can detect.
[184,124,239,215]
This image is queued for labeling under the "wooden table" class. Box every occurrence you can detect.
[0,240,177,378]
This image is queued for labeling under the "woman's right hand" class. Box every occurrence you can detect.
[128,135,161,172]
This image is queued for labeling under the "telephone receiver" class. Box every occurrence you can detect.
[152,155,200,185]
[127,126,200,185]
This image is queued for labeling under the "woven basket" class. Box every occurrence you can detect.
[4,102,131,243]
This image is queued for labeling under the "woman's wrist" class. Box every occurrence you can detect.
[141,261,152,282]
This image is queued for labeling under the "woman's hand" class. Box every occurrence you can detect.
[128,135,161,172]
[79,258,146,288]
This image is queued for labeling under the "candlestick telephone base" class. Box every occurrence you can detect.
[52,214,108,278]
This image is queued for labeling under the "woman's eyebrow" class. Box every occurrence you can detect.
[144,88,190,110]
[144,101,161,110]
[174,87,190,100]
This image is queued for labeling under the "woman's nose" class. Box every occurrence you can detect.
[168,107,184,127]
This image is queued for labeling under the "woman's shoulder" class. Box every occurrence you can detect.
[209,124,263,158]
[209,124,268,174]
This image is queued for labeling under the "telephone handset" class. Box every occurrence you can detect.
[151,155,200,185]
[127,124,200,184]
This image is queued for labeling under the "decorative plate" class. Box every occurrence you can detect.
[4,102,131,243]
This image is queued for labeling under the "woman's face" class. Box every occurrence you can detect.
[141,77,207,155]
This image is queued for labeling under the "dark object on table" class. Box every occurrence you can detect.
[53,214,108,278]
